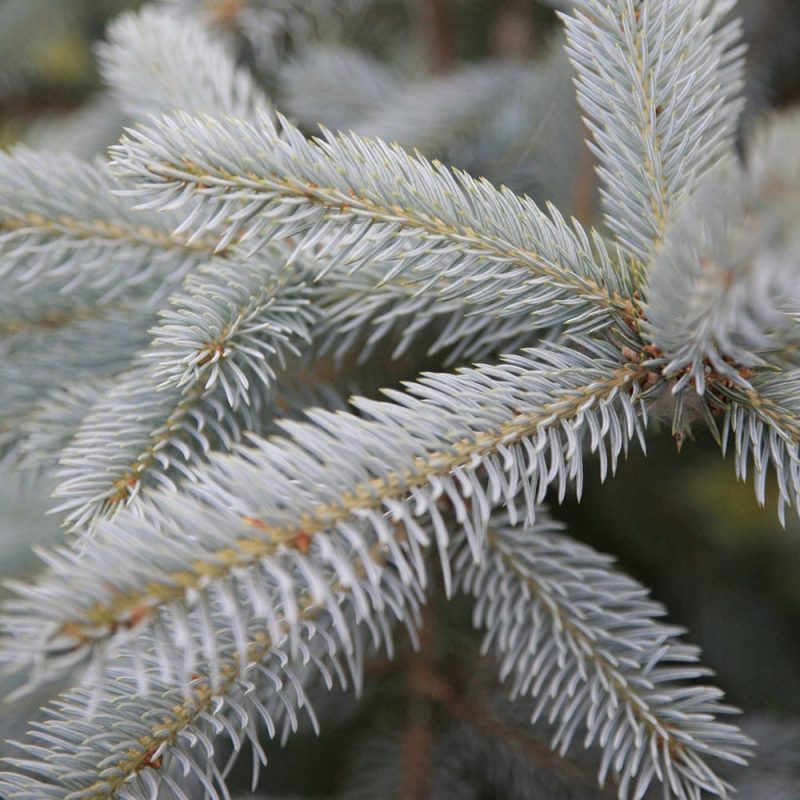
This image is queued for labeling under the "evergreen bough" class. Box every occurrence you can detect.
[1,1,798,798]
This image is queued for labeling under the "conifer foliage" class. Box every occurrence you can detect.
[0,0,798,798]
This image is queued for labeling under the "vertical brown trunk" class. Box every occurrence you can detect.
[408,0,456,74]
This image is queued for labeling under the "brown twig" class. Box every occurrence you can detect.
[573,118,596,224]
[401,604,438,800]
[407,0,456,74]
[395,586,614,798]
[445,691,617,797]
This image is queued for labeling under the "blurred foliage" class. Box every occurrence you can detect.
[0,0,144,141]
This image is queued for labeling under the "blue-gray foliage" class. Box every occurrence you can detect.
[1,1,798,798]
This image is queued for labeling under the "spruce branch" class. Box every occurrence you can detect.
[350,62,535,158]
[0,311,153,468]
[145,261,314,401]
[110,110,640,335]
[645,114,800,394]
[314,263,542,366]
[1,341,646,692]
[9,377,114,473]
[0,1,789,796]
[280,44,398,133]
[457,512,752,800]
[293,43,584,209]
[98,6,271,120]
[639,111,800,518]
[563,0,745,260]
[0,148,225,311]
[0,575,417,800]
[716,370,800,525]
[1,491,424,797]
[158,0,358,77]
[53,260,316,532]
